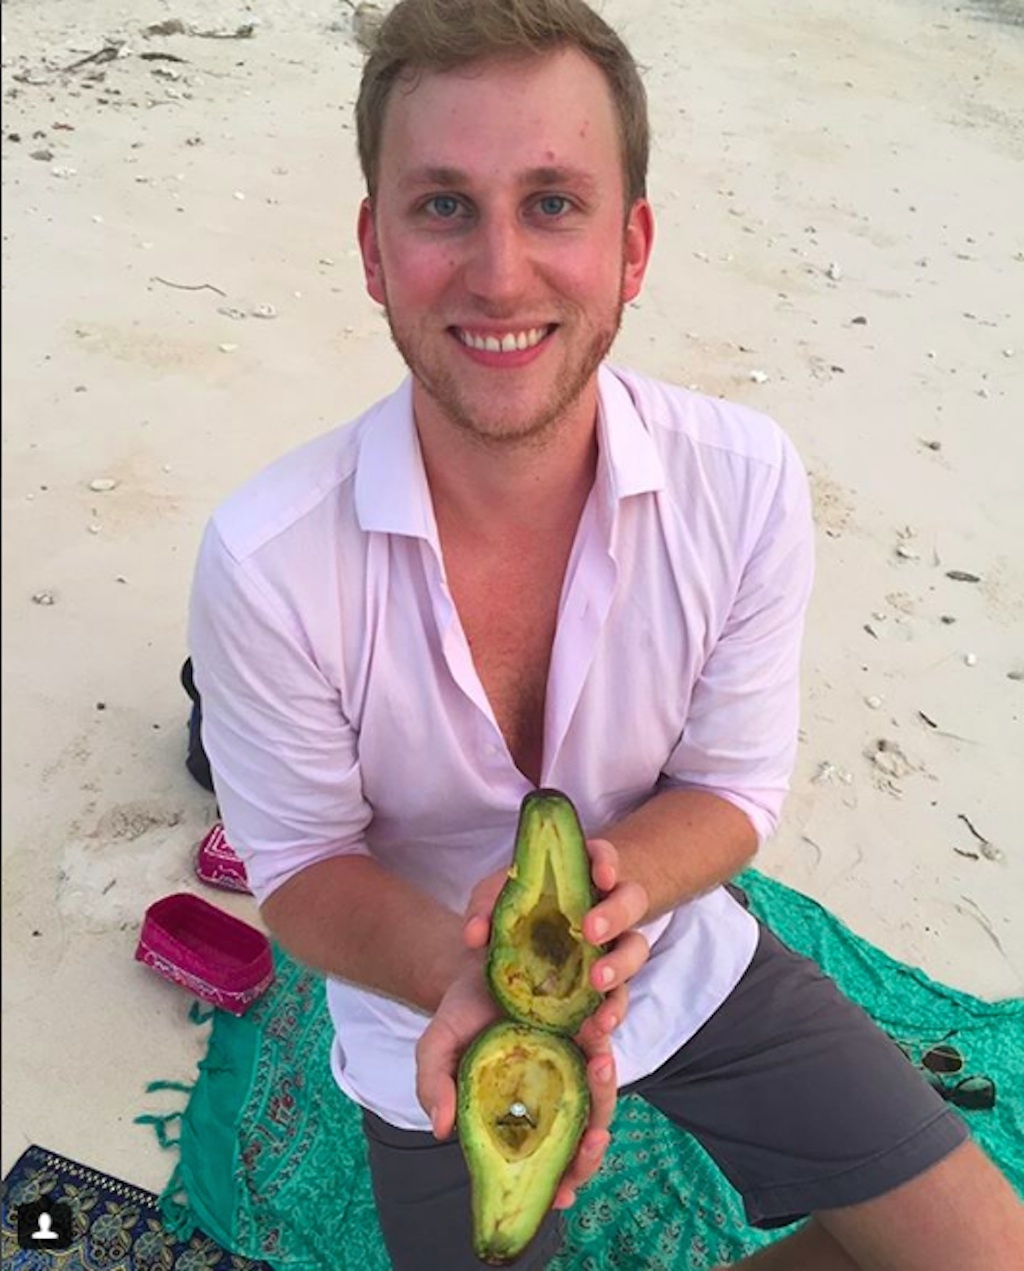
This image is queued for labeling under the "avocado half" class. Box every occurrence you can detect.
[487,789,605,1035]
[457,1020,589,1266]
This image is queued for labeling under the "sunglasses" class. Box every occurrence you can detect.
[894,1041,964,1075]
[923,1072,997,1111]
[893,1038,996,1111]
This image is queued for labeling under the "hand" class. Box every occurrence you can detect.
[415,950,500,1142]
[415,949,618,1210]
[462,837,651,1208]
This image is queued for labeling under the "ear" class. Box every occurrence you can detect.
[357,197,387,305]
[621,198,654,304]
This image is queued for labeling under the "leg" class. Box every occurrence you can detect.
[814,1138,1024,1270]
[716,1220,859,1269]
[628,920,1022,1268]
[361,1109,565,1271]
[724,1140,1024,1269]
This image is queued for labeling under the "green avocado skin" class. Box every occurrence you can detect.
[457,791,608,1263]
[486,789,606,1035]
[457,1020,589,1266]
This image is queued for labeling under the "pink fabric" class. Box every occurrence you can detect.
[188,365,815,1127]
[194,821,251,894]
[134,892,273,1015]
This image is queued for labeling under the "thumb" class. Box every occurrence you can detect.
[416,1025,458,1140]
[464,870,508,948]
[464,913,490,950]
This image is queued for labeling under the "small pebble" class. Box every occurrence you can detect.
[32,591,56,605]
[750,370,769,384]
[219,343,239,353]
[865,695,883,710]
[826,261,842,281]
[963,653,977,667]
[89,478,117,492]
[88,524,102,535]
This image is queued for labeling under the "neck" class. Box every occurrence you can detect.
[414,382,600,546]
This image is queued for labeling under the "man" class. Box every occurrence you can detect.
[188,1,1024,1267]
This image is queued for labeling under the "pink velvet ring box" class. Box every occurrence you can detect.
[135,893,274,1016]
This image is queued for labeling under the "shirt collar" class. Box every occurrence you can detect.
[354,378,439,539]
[596,363,666,501]
[354,366,665,538]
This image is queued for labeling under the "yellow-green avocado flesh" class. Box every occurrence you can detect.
[457,1020,589,1266]
[487,789,604,1035]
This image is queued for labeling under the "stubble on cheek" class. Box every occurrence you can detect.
[374,247,629,449]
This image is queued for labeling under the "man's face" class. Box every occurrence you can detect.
[359,48,653,449]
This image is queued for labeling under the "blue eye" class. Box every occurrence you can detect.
[537,195,570,217]
[427,195,462,218]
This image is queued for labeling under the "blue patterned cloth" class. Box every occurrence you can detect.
[1,1144,273,1270]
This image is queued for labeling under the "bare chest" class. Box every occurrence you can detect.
[444,550,568,786]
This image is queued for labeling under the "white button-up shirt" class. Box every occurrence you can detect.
[189,364,814,1129]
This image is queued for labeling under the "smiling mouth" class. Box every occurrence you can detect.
[452,325,555,354]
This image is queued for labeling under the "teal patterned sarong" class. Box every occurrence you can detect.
[143,870,1023,1270]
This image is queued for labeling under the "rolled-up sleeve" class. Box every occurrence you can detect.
[188,520,372,903]
[661,435,815,843]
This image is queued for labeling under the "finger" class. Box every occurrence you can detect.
[591,982,629,1035]
[550,1052,616,1211]
[586,1051,617,1138]
[431,1083,456,1140]
[591,929,650,993]
[467,870,507,917]
[463,913,490,950]
[584,879,650,946]
[415,1027,458,1140]
[463,871,509,947]
[558,1128,611,1198]
[585,837,619,895]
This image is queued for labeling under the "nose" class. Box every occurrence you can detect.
[462,212,532,308]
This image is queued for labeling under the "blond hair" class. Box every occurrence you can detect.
[355,0,649,205]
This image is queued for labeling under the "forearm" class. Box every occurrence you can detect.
[602,787,758,922]
[260,854,468,1014]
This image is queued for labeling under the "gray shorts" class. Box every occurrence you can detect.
[362,912,967,1270]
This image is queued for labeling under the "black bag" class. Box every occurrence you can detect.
[180,658,215,793]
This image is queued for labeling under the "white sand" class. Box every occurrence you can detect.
[3,0,1022,1192]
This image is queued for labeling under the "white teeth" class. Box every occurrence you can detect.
[459,326,547,353]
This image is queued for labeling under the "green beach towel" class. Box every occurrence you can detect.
[142,871,1023,1269]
